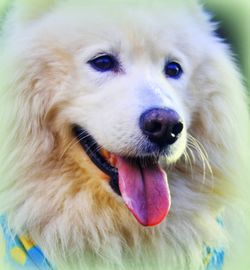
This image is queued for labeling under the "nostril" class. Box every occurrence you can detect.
[172,122,184,137]
[144,120,162,134]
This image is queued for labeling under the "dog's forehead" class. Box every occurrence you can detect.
[35,4,205,58]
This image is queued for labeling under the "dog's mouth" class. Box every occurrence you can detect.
[73,125,171,227]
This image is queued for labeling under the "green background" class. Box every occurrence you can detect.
[0,0,249,269]
[204,0,250,90]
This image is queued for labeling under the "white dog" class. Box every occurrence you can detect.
[0,1,249,270]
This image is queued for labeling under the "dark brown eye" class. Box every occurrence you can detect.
[88,55,119,72]
[164,61,183,79]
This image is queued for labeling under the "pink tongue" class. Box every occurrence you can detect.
[117,157,171,226]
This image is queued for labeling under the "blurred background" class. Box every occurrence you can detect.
[0,0,249,269]
[204,0,250,90]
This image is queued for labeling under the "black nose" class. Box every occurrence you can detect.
[139,108,184,146]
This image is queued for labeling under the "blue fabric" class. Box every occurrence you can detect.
[0,216,52,270]
[202,217,224,270]
[203,246,225,270]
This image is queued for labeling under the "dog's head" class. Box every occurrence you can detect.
[13,2,206,227]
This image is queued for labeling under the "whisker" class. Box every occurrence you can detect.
[59,131,92,160]
[187,133,213,185]
[183,146,194,177]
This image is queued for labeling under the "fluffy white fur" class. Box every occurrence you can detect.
[0,1,249,269]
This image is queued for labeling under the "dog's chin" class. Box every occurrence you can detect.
[72,124,185,227]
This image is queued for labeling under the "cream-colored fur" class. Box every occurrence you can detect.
[0,1,249,269]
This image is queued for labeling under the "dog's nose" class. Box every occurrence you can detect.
[139,108,183,146]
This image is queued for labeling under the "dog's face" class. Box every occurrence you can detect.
[40,6,193,153]
[3,2,218,228]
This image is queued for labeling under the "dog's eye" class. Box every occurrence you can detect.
[88,55,118,72]
[164,62,183,79]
